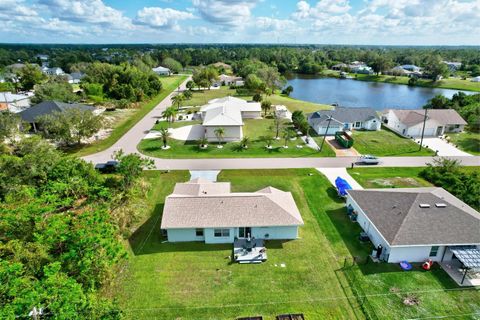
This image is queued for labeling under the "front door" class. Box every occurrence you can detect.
[436,126,443,136]
[238,227,252,238]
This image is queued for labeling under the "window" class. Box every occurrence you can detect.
[355,121,362,128]
[454,124,460,129]
[429,246,440,257]
[195,228,204,237]
[214,229,230,237]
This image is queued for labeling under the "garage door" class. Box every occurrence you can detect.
[423,128,435,136]
[408,128,421,137]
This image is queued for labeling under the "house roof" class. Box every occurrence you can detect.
[19,101,95,123]
[219,74,242,81]
[390,109,467,126]
[0,91,32,103]
[347,188,480,246]
[152,66,170,72]
[161,180,304,229]
[308,107,379,126]
[201,96,260,126]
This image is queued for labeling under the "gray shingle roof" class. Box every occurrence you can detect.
[308,107,379,126]
[161,180,304,229]
[391,109,467,126]
[347,188,480,246]
[19,101,94,123]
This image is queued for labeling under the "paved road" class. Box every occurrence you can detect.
[83,76,480,170]
[83,76,191,163]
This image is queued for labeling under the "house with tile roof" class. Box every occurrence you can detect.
[307,106,381,135]
[161,178,304,244]
[199,96,261,141]
[346,188,480,285]
[382,109,467,137]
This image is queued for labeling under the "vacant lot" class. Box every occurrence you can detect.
[115,169,480,320]
[138,119,336,158]
[347,167,433,188]
[181,86,331,114]
[447,132,480,155]
[69,76,187,157]
[352,128,435,156]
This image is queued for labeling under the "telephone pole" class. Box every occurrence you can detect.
[319,116,333,152]
[419,108,428,151]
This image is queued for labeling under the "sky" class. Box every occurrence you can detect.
[1,0,479,45]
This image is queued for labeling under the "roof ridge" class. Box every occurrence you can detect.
[390,193,422,245]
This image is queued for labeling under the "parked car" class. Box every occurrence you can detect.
[359,155,380,165]
[94,160,119,173]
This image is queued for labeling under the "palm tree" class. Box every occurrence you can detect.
[261,100,272,117]
[197,137,208,149]
[264,136,274,149]
[171,93,185,110]
[183,90,192,100]
[162,106,177,127]
[159,127,170,149]
[273,114,284,139]
[214,127,225,148]
[240,136,250,149]
[282,127,293,148]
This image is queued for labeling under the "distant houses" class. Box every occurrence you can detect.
[42,67,65,76]
[332,61,374,74]
[382,109,467,137]
[387,64,423,77]
[443,61,462,71]
[307,107,381,135]
[216,74,244,86]
[152,66,171,76]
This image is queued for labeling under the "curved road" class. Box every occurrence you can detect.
[83,78,480,170]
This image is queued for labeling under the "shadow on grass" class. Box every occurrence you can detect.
[456,137,480,154]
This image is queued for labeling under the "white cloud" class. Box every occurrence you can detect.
[255,17,296,32]
[38,0,132,29]
[292,0,351,20]
[134,7,195,29]
[192,0,259,28]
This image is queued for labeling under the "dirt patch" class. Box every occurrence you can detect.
[370,177,422,187]
[403,295,420,306]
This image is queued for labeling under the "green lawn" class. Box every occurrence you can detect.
[115,169,480,319]
[182,86,331,114]
[352,128,435,156]
[347,167,433,188]
[138,119,336,158]
[68,76,187,157]
[352,74,480,92]
[446,132,480,155]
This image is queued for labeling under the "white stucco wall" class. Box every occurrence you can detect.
[364,118,381,131]
[205,126,243,141]
[167,228,205,242]
[204,228,235,243]
[385,110,445,137]
[388,246,447,263]
[251,226,299,240]
[311,124,343,135]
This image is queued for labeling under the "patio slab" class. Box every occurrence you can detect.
[234,238,267,264]
[440,262,480,286]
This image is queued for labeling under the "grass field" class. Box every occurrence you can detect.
[182,86,331,114]
[347,167,433,188]
[352,74,480,92]
[138,119,336,158]
[68,76,187,157]
[115,169,480,320]
[352,128,435,156]
[446,132,480,155]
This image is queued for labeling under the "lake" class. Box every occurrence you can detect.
[286,75,472,110]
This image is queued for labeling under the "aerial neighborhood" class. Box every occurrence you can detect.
[0,3,480,319]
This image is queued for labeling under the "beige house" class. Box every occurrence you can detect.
[383,109,467,137]
[161,178,304,244]
[200,96,261,141]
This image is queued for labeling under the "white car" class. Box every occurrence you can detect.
[359,155,380,165]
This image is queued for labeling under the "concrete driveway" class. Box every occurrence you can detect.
[418,138,472,157]
[316,168,363,189]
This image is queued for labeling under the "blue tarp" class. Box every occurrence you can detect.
[335,177,352,196]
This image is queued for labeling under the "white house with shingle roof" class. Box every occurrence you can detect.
[346,188,480,264]
[383,109,467,137]
[161,178,304,244]
[200,96,261,141]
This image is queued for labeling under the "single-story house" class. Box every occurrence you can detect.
[274,105,291,120]
[400,64,421,72]
[216,74,244,86]
[200,96,261,141]
[19,100,95,132]
[443,61,462,71]
[471,76,480,82]
[152,66,171,76]
[351,65,374,74]
[308,107,381,135]
[346,188,480,285]
[382,109,467,137]
[161,178,304,244]
[68,72,85,84]
[42,67,65,76]
[0,91,33,113]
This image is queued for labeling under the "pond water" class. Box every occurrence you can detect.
[286,75,473,110]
